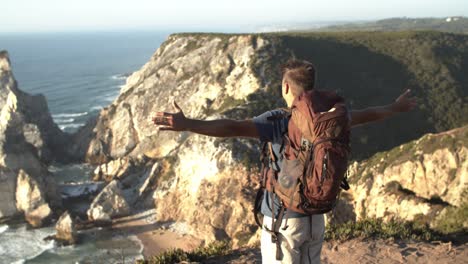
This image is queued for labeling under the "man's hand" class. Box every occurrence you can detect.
[152,100,259,138]
[152,101,188,131]
[350,89,417,127]
[390,89,417,113]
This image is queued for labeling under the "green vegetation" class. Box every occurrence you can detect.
[313,17,468,34]
[157,155,179,185]
[325,218,440,242]
[350,125,467,183]
[271,31,467,160]
[202,96,246,116]
[433,190,468,234]
[138,240,231,264]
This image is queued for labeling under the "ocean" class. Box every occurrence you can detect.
[1,31,169,132]
[0,30,169,263]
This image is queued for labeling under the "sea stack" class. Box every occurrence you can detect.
[0,51,70,226]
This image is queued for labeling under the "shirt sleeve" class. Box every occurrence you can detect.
[253,110,288,143]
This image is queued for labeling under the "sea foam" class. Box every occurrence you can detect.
[0,224,55,264]
[52,112,88,118]
[0,224,8,234]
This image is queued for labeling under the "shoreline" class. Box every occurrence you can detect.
[111,209,203,259]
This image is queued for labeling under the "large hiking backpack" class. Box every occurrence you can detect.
[253,89,351,260]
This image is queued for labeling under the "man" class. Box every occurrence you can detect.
[153,59,416,263]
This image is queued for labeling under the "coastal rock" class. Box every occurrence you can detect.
[87,180,130,222]
[25,203,52,228]
[0,51,67,224]
[153,135,260,246]
[93,155,147,182]
[16,170,47,212]
[138,162,160,196]
[0,50,71,165]
[327,125,468,227]
[95,158,129,181]
[16,170,52,227]
[55,211,77,245]
[71,34,286,245]
[75,35,285,163]
[0,168,18,220]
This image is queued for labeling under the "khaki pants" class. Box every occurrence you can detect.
[261,214,325,264]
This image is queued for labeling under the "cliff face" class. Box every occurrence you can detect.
[331,125,467,231]
[74,34,287,164]
[72,34,287,244]
[0,51,69,224]
[73,33,468,244]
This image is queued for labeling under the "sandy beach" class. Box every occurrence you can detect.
[111,209,203,259]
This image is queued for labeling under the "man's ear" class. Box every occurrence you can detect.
[284,82,290,94]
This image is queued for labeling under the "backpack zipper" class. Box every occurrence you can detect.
[321,150,328,183]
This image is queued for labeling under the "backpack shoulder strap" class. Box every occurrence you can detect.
[266,108,292,121]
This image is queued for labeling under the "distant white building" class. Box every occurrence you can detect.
[446,16,461,22]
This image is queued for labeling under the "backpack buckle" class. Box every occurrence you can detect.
[300,137,312,151]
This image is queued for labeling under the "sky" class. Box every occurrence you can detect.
[1,0,467,33]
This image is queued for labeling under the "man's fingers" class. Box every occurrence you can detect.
[173,101,183,113]
[403,89,411,95]
[153,116,172,126]
[397,89,411,99]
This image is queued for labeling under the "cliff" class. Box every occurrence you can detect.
[75,32,468,162]
[72,34,287,163]
[72,32,468,245]
[0,51,70,225]
[334,125,467,233]
[74,34,286,244]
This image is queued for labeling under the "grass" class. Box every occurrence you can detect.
[351,125,468,183]
[138,240,231,264]
[325,218,441,242]
[433,191,468,234]
[141,218,451,264]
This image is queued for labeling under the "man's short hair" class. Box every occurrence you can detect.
[281,59,316,96]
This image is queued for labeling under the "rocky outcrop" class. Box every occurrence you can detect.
[0,168,18,220]
[55,211,77,245]
[152,135,260,246]
[71,34,286,245]
[16,170,52,227]
[25,203,52,228]
[92,155,150,182]
[0,51,70,226]
[91,156,159,208]
[328,125,468,229]
[74,34,287,164]
[0,51,71,166]
[87,180,130,222]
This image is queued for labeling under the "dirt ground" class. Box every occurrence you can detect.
[109,210,467,263]
[206,238,468,264]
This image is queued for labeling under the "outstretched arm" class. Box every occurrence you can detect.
[350,89,417,127]
[152,101,259,138]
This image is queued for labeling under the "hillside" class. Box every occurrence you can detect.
[270,31,468,159]
[314,17,468,34]
[335,125,467,234]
